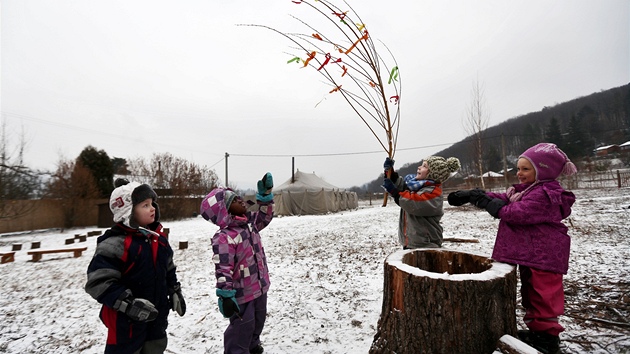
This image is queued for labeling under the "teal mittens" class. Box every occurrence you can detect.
[216,288,240,318]
[256,172,274,203]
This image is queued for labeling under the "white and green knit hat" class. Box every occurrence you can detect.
[425,156,461,183]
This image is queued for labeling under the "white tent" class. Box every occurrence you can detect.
[271,170,358,216]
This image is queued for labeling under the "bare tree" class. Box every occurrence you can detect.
[463,78,490,189]
[45,159,101,228]
[127,153,218,193]
[244,0,401,205]
[127,153,219,219]
[0,120,42,220]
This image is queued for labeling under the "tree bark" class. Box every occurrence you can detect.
[370,249,517,354]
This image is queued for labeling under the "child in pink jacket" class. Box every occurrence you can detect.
[448,143,577,354]
[200,173,274,354]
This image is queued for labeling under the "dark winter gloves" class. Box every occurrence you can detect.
[169,282,186,316]
[447,190,472,206]
[382,179,399,196]
[448,188,486,206]
[447,188,506,218]
[216,288,240,318]
[468,189,489,207]
[256,172,274,203]
[113,286,185,321]
[114,289,158,322]
[382,157,400,204]
[484,198,506,218]
[382,179,400,205]
[383,157,395,171]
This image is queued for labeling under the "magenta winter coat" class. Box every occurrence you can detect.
[487,181,575,274]
[200,189,273,305]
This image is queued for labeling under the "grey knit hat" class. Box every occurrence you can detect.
[425,156,461,183]
[223,189,238,209]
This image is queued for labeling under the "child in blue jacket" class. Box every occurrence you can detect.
[85,179,185,354]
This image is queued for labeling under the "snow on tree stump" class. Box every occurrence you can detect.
[370,249,517,354]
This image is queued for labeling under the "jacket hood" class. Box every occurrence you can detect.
[200,188,233,229]
[542,181,575,219]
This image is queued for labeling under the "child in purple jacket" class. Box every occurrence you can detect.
[200,173,274,354]
[448,143,577,354]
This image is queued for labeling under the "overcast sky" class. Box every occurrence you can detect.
[2,0,628,189]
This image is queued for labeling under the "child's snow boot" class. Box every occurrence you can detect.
[250,344,264,354]
[517,330,560,354]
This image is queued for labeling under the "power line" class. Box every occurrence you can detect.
[230,142,458,158]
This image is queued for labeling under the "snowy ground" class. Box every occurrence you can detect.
[0,188,629,354]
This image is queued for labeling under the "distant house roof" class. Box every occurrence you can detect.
[482,171,503,177]
[620,141,630,148]
[595,144,618,151]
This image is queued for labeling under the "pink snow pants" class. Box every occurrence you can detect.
[520,266,565,336]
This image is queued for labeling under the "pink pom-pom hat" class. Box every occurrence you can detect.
[520,143,578,181]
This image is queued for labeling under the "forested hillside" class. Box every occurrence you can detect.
[358,83,630,193]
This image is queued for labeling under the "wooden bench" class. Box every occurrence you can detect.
[0,252,15,264]
[27,247,88,262]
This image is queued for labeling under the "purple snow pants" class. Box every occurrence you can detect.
[224,293,268,354]
[520,266,565,336]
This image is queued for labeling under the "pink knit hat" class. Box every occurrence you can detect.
[520,143,578,181]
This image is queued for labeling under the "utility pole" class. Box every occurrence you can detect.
[225,152,229,187]
[501,134,509,188]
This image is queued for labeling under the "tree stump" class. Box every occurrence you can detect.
[179,240,188,250]
[31,241,41,249]
[11,244,22,251]
[370,249,517,354]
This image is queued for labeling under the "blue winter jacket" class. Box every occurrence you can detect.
[85,223,178,353]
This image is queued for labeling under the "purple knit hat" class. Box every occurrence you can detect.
[520,143,578,181]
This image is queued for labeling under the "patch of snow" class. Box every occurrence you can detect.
[0,188,629,353]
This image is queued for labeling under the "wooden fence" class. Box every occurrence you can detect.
[0,197,203,234]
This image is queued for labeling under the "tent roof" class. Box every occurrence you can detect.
[274,170,344,192]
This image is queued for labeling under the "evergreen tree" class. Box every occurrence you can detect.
[625,87,630,131]
[77,146,114,198]
[544,117,563,147]
[577,105,601,143]
[111,157,129,175]
[564,115,592,159]
[522,123,541,151]
[482,144,502,172]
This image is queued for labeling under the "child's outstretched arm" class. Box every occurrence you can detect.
[447,190,472,206]
[256,172,274,203]
[468,190,507,218]
[252,172,274,230]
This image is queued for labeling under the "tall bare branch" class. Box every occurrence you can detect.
[243,0,402,205]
